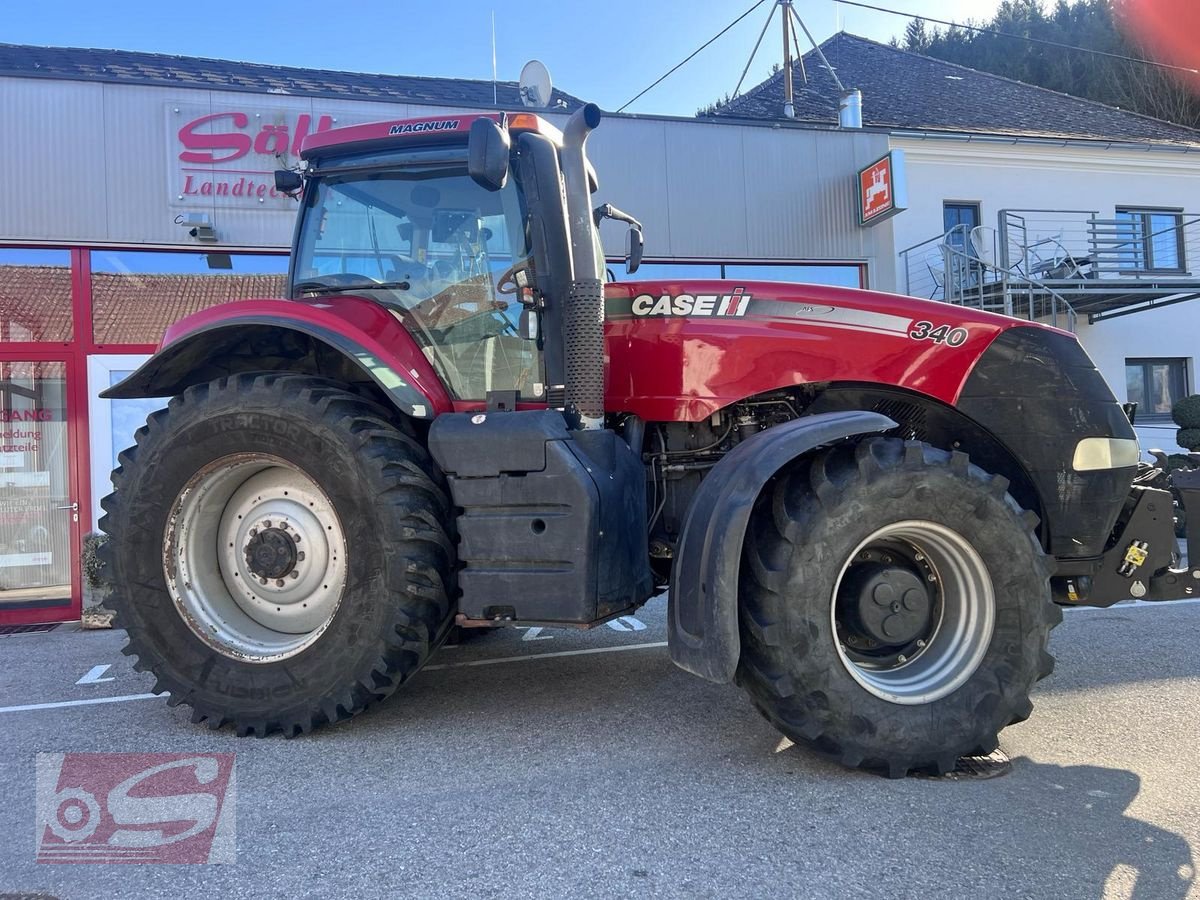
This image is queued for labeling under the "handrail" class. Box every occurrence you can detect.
[940,241,1077,331]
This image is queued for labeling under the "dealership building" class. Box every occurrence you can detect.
[1,34,1196,624]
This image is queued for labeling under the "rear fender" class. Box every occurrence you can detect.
[668,411,896,683]
[101,298,452,419]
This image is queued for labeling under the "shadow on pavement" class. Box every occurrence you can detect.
[993,760,1193,900]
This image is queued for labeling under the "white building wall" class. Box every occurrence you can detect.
[891,136,1200,452]
[0,77,893,281]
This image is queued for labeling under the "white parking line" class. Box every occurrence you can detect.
[0,641,672,715]
[76,664,115,684]
[1063,597,1200,612]
[0,693,161,714]
[424,641,668,670]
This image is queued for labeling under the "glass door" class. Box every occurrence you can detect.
[0,358,79,622]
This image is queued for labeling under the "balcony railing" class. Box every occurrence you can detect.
[899,209,1200,330]
[899,224,1077,331]
[999,208,1200,279]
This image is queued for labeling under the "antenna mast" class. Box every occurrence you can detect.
[781,0,794,118]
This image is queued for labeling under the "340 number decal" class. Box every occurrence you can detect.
[909,321,968,347]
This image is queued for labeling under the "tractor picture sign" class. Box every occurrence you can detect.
[857,150,907,226]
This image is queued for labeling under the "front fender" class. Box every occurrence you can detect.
[101,297,452,419]
[668,410,896,683]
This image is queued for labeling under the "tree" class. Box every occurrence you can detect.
[904,0,1200,131]
[904,18,932,54]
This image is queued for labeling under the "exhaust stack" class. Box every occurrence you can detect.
[559,103,605,430]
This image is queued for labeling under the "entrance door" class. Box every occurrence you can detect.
[0,358,81,625]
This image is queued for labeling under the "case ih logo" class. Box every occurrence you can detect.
[631,287,752,317]
[35,752,236,864]
[389,119,460,135]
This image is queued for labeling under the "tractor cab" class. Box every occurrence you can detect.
[281,111,634,408]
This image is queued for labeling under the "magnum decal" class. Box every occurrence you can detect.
[631,286,752,317]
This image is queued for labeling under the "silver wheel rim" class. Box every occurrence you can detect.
[164,453,346,663]
[831,520,994,705]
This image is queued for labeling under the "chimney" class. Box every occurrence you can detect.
[839,89,862,128]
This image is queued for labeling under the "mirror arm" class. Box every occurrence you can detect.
[592,203,642,231]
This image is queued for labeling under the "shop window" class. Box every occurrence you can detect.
[619,261,863,288]
[1114,208,1185,273]
[624,262,723,282]
[722,263,864,288]
[0,248,73,343]
[90,250,288,346]
[1125,357,1189,419]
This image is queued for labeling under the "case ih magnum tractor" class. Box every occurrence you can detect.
[101,104,1199,777]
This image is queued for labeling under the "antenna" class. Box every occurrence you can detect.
[491,11,498,106]
[519,59,553,108]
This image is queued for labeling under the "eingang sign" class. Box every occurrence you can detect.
[857,149,908,226]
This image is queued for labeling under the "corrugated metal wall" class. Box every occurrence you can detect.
[0,76,893,283]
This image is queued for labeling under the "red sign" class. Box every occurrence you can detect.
[178,111,334,165]
[857,150,907,226]
[169,104,337,209]
[36,752,236,864]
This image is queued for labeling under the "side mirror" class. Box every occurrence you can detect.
[518,308,539,341]
[468,118,510,192]
[274,170,303,193]
[626,227,644,275]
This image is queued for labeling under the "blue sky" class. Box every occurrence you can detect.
[3,0,1004,115]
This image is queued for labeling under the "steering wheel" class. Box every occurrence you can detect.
[495,260,532,295]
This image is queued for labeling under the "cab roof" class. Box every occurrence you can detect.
[300,112,562,161]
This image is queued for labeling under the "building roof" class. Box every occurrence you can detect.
[0,265,287,344]
[0,43,583,111]
[709,32,1200,148]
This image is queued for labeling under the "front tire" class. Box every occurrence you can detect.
[99,374,456,736]
[738,437,1060,777]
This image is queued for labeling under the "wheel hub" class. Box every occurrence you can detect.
[841,562,932,646]
[831,521,995,705]
[245,526,298,580]
[165,454,346,663]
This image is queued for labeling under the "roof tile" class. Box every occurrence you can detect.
[711,33,1200,148]
[0,42,583,112]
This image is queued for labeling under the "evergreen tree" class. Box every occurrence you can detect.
[904,18,932,54]
[910,0,1200,130]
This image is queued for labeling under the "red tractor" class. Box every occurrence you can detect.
[101,104,1199,776]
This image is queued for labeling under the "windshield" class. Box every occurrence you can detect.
[293,163,541,401]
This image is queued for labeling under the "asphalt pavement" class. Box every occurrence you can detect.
[1,596,1198,899]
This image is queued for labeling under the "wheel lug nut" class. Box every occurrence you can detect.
[916,639,926,648]
[293,534,302,543]
[914,553,924,562]
[263,520,272,528]
[897,654,908,664]
[290,570,299,579]
[276,579,285,587]
[249,528,258,536]
[927,574,937,582]
[280,522,289,530]
[297,551,306,562]
[259,577,267,585]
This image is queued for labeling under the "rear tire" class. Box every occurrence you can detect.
[99,373,456,737]
[737,437,1060,777]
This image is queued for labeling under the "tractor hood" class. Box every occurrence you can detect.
[601,279,1069,422]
